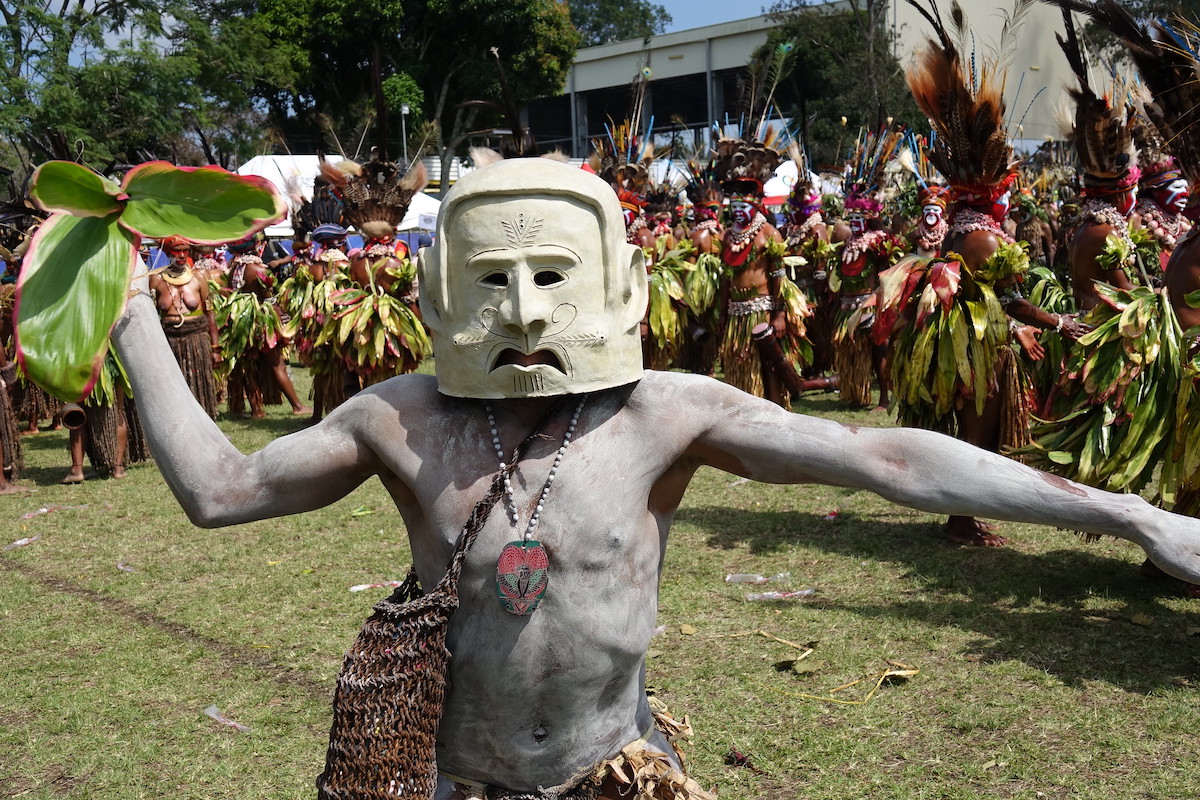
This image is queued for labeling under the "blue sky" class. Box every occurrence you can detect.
[658,1,770,34]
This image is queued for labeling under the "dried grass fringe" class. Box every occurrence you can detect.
[834,329,873,407]
[1,380,23,479]
[996,346,1032,452]
[163,316,220,419]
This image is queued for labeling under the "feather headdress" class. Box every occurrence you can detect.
[785,141,822,212]
[1043,0,1197,189]
[903,0,1022,204]
[319,153,427,240]
[1050,6,1138,195]
[842,126,904,215]
[714,135,782,205]
[588,67,658,208]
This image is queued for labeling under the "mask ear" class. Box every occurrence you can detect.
[616,242,649,331]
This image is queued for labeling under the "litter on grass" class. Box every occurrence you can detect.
[745,589,816,602]
[776,659,919,705]
[203,704,250,732]
[349,580,406,592]
[4,535,40,551]
[20,504,91,520]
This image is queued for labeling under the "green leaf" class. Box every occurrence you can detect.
[29,161,123,218]
[15,212,136,401]
[119,162,286,243]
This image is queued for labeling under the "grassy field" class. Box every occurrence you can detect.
[1,369,1198,800]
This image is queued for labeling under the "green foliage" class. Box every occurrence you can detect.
[382,73,425,121]
[568,0,672,47]
[765,0,923,168]
[15,161,285,400]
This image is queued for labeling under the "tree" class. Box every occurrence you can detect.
[254,0,580,186]
[0,0,169,175]
[765,0,923,168]
[568,0,671,47]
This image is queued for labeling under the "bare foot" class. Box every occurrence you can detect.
[292,406,314,416]
[61,470,85,485]
[20,427,38,436]
[0,482,31,495]
[250,411,266,419]
[870,404,889,414]
[1140,558,1200,596]
[111,467,127,479]
[944,516,1007,547]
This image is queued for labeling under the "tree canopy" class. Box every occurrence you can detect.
[568,0,672,47]
[765,0,923,169]
[0,0,580,187]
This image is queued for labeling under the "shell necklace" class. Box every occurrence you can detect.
[485,396,587,615]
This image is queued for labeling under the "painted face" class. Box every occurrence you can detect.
[921,204,944,230]
[1153,179,1189,214]
[422,187,648,399]
[990,191,1011,224]
[848,211,867,235]
[1115,187,1137,217]
[621,205,639,228]
[730,200,755,229]
[169,250,189,266]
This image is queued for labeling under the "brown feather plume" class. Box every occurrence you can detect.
[904,0,1018,194]
[1044,0,1200,186]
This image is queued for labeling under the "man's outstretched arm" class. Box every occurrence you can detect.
[681,378,1200,583]
[111,291,380,527]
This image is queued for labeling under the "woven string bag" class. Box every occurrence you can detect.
[316,400,572,800]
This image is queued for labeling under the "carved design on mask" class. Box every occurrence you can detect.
[501,213,545,247]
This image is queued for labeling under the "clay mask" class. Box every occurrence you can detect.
[420,159,649,399]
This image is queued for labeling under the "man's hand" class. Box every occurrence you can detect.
[1014,325,1045,361]
[772,311,786,339]
[1057,315,1091,342]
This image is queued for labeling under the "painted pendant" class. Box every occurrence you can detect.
[496,540,549,616]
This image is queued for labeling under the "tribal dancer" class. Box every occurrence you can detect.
[676,153,726,375]
[1021,7,1179,505]
[149,236,220,418]
[0,287,25,493]
[882,0,1089,545]
[1131,154,1191,275]
[782,143,839,383]
[319,157,432,392]
[831,128,904,410]
[219,237,311,418]
[716,136,811,407]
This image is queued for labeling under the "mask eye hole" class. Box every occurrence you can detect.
[480,271,509,288]
[533,270,565,288]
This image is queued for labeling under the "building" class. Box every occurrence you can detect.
[525,2,1083,160]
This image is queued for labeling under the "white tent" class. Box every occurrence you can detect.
[236,155,441,237]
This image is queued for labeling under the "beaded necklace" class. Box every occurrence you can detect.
[915,218,948,252]
[625,216,648,243]
[786,211,822,248]
[947,208,1015,245]
[725,212,767,254]
[693,219,722,235]
[1135,199,1187,251]
[1082,198,1134,262]
[841,229,890,264]
[484,395,587,616]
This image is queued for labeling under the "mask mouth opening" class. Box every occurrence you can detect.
[492,347,566,373]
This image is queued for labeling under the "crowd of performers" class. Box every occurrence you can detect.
[0,155,432,489]
[4,0,1200,598]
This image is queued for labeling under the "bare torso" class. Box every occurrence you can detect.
[1069,222,1133,311]
[1165,228,1200,332]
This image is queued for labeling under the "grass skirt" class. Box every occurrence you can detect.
[163,316,219,419]
[1,378,22,480]
[833,308,873,407]
[720,289,770,399]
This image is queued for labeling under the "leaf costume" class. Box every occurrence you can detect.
[878,242,1032,446]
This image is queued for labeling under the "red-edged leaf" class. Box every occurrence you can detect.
[118,162,286,243]
[14,212,137,401]
[28,161,123,218]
